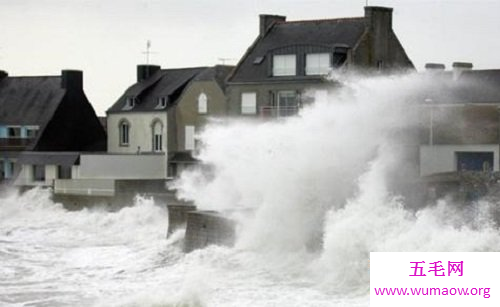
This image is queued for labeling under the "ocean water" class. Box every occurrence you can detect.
[2,73,500,306]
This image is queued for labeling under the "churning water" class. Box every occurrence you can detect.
[2,73,500,306]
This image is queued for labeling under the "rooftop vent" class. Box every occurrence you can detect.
[424,63,445,72]
[452,62,473,80]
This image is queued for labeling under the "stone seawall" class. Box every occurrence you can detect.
[184,210,236,253]
[166,204,197,235]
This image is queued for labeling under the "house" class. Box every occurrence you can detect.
[52,64,233,198]
[0,69,106,186]
[417,63,500,177]
[409,63,500,202]
[106,64,233,176]
[226,6,414,117]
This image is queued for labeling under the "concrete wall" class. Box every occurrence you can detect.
[419,105,500,145]
[76,154,167,179]
[184,211,236,252]
[54,178,115,196]
[107,112,168,154]
[420,144,500,176]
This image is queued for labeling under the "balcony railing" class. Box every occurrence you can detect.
[260,106,299,118]
[0,138,32,150]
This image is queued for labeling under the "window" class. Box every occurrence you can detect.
[0,159,4,180]
[4,160,14,179]
[241,92,257,115]
[57,165,72,179]
[253,56,265,65]
[272,54,296,76]
[119,120,130,146]
[156,97,168,109]
[456,152,494,172]
[185,125,195,151]
[123,97,136,110]
[33,165,45,182]
[276,91,299,117]
[26,126,39,138]
[332,47,348,68]
[7,127,21,138]
[152,120,163,152]
[278,91,298,108]
[306,53,331,75]
[198,93,208,114]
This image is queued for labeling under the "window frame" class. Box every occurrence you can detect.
[198,93,208,114]
[272,54,297,76]
[185,125,195,151]
[7,126,21,138]
[156,97,168,109]
[241,92,257,115]
[151,120,163,152]
[32,164,45,182]
[119,120,130,146]
[305,53,331,75]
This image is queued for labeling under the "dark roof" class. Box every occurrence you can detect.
[228,17,367,83]
[17,151,80,166]
[415,70,500,105]
[0,76,65,125]
[193,65,235,90]
[107,66,234,113]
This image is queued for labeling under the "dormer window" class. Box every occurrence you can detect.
[332,46,349,68]
[198,93,208,114]
[272,54,296,76]
[156,97,168,109]
[124,97,137,110]
[306,53,331,75]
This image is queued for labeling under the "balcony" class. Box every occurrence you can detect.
[260,106,299,118]
[0,138,32,151]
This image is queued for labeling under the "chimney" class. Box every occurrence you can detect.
[0,70,7,80]
[365,6,393,32]
[364,6,393,68]
[137,64,161,82]
[259,14,286,37]
[452,62,473,80]
[61,70,83,90]
[425,63,446,72]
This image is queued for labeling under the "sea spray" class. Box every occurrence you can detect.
[173,72,500,295]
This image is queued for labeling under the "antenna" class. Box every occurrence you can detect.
[142,40,157,64]
[366,0,369,6]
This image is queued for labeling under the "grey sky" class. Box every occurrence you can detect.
[1,0,500,115]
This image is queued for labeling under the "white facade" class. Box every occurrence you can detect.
[15,165,58,187]
[107,112,168,154]
[420,144,500,176]
[53,154,167,196]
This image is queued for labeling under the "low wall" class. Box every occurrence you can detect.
[78,153,167,179]
[184,210,236,253]
[166,204,197,236]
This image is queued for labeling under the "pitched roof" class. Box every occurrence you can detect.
[193,65,235,90]
[228,17,367,83]
[0,76,65,125]
[17,151,80,166]
[107,66,234,113]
